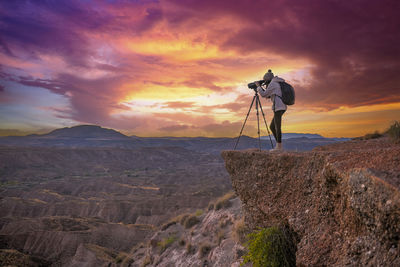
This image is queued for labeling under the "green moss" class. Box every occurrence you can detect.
[242,226,296,267]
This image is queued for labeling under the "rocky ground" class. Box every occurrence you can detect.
[128,196,250,267]
[222,136,400,266]
[0,146,231,266]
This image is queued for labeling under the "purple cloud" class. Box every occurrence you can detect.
[165,0,400,108]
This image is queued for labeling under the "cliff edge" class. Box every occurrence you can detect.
[222,137,400,266]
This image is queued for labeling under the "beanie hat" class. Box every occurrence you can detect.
[263,69,274,82]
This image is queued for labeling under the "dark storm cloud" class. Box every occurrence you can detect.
[0,1,95,66]
[166,0,400,108]
[0,0,162,67]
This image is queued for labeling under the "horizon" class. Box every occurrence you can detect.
[0,124,350,139]
[1,1,400,138]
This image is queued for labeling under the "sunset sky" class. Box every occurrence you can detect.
[1,0,399,138]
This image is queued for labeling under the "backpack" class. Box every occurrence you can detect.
[278,82,295,105]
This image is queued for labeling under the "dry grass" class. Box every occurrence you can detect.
[157,234,177,253]
[199,242,212,257]
[160,221,176,231]
[85,244,117,262]
[214,191,236,210]
[354,131,383,140]
[183,215,200,229]
[232,218,248,244]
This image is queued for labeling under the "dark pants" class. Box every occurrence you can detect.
[270,110,285,143]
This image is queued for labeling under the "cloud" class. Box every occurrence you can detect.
[164,0,400,108]
[158,124,190,132]
[162,101,196,109]
[1,0,399,137]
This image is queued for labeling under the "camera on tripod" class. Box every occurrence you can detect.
[234,78,274,151]
[247,80,266,90]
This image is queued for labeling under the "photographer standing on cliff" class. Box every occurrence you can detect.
[255,70,287,151]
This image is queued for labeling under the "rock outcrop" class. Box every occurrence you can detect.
[222,137,400,266]
[129,197,248,267]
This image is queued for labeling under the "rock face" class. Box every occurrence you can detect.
[222,137,400,266]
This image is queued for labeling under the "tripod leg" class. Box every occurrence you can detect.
[257,95,274,149]
[234,95,256,150]
[255,95,261,151]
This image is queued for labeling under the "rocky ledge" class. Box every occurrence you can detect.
[222,137,400,266]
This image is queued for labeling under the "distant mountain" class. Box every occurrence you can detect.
[261,133,323,139]
[0,125,349,152]
[282,133,324,139]
[43,125,130,139]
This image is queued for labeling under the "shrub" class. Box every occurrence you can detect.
[199,243,212,257]
[179,214,190,225]
[215,191,235,210]
[353,131,382,140]
[157,235,177,253]
[184,215,200,229]
[179,238,186,246]
[363,131,382,140]
[386,121,400,143]
[242,226,296,267]
[115,253,126,263]
[195,209,204,216]
[161,221,176,231]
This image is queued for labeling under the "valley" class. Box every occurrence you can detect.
[0,145,231,265]
[0,125,348,265]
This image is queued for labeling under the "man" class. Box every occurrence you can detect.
[255,69,286,151]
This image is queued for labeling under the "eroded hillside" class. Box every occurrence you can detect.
[0,146,231,265]
[222,137,400,266]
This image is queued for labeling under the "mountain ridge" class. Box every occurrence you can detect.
[0,125,349,152]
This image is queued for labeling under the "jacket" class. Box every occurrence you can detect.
[257,76,287,112]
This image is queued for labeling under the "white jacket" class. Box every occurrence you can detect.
[257,76,287,112]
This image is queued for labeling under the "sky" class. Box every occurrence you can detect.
[0,0,399,138]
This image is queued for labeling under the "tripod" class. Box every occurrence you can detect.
[234,90,274,151]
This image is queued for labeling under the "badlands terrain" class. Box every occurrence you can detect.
[0,125,348,266]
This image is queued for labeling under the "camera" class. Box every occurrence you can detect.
[247,79,265,90]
